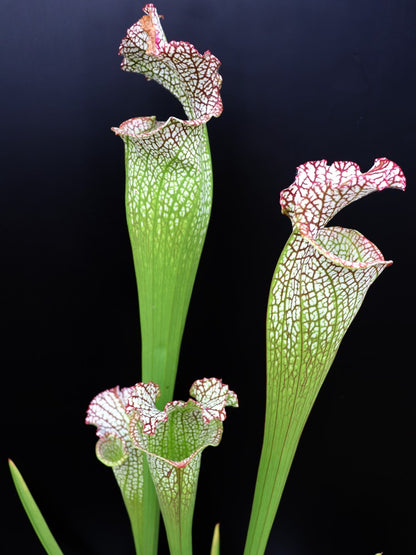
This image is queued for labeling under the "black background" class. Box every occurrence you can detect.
[2,0,416,553]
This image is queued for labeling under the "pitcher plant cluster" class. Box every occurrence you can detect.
[9,4,406,555]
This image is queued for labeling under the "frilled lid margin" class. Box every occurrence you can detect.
[86,378,238,468]
[280,158,406,269]
[112,3,223,140]
[126,378,238,468]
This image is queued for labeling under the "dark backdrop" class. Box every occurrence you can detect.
[2,0,415,553]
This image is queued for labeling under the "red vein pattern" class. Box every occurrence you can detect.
[86,386,144,503]
[125,377,237,546]
[127,378,237,441]
[86,378,237,473]
[117,3,222,122]
[269,158,406,422]
[190,377,239,423]
[281,158,406,268]
[112,2,222,232]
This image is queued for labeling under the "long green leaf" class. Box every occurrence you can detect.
[9,459,63,555]
[244,159,406,554]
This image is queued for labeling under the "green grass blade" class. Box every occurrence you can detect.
[210,523,220,555]
[9,459,63,555]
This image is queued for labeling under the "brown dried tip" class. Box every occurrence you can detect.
[139,14,157,55]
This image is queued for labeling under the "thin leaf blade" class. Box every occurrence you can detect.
[210,522,220,555]
[9,459,63,555]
